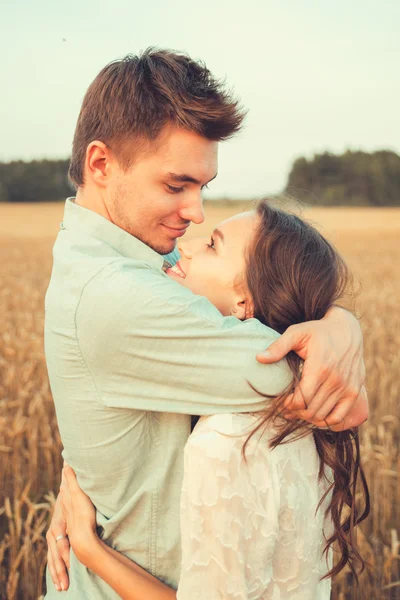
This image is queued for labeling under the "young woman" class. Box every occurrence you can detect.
[59,200,370,599]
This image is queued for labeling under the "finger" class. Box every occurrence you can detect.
[59,487,69,525]
[287,369,325,416]
[281,408,342,431]
[283,414,334,430]
[321,379,366,428]
[49,501,70,563]
[321,398,357,428]
[59,486,71,536]
[283,387,308,411]
[293,394,348,425]
[52,513,71,567]
[282,392,295,410]
[63,464,79,491]
[61,468,72,502]
[287,398,362,429]
[294,359,365,423]
[57,537,71,571]
[324,396,368,430]
[352,385,369,423]
[256,325,303,363]
[293,381,345,423]
[47,548,61,591]
[48,533,70,591]
[284,363,322,411]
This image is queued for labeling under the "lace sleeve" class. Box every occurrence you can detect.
[176,423,280,600]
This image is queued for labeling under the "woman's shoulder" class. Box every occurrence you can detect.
[187,413,272,461]
[191,413,260,440]
[185,414,258,464]
[187,413,319,470]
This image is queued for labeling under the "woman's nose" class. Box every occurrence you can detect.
[179,237,209,259]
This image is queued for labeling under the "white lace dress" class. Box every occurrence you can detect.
[176,413,333,600]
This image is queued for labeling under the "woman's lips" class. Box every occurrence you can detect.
[166,260,186,279]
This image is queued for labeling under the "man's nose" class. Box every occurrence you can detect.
[178,194,205,225]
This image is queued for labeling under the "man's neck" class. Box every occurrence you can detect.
[75,188,112,222]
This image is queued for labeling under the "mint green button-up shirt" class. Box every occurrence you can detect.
[44,199,292,599]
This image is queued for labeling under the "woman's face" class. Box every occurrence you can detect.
[165,211,258,317]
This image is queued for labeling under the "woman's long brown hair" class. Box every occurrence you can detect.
[242,199,370,581]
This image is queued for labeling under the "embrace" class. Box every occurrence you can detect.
[44,48,370,599]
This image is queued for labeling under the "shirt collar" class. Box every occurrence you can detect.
[61,198,165,270]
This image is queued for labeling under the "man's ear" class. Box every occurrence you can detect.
[85,141,113,188]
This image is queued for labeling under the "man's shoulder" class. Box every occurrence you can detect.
[79,256,162,293]
[76,260,287,342]
[76,257,217,324]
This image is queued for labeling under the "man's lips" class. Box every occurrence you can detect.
[161,223,189,238]
[166,260,187,279]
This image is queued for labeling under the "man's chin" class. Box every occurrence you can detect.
[127,228,177,256]
[147,239,177,256]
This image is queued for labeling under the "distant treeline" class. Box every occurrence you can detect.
[1,150,399,205]
[0,159,72,202]
[286,150,400,206]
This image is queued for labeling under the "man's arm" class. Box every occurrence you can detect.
[76,263,294,414]
[77,263,367,426]
[167,247,368,429]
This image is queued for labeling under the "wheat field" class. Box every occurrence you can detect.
[0,202,399,600]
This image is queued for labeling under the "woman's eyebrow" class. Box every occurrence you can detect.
[213,228,224,244]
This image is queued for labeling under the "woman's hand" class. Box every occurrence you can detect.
[60,465,177,600]
[46,492,71,592]
[256,305,368,430]
[60,464,99,568]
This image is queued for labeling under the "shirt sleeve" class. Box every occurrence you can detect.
[75,260,293,414]
[176,419,280,599]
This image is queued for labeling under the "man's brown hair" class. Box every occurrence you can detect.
[69,47,246,188]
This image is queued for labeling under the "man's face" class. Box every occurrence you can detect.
[106,127,218,255]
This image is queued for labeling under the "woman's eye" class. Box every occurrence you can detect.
[207,236,215,250]
[167,184,184,194]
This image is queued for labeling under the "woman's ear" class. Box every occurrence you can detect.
[233,294,254,321]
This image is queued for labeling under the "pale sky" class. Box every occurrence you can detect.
[1,0,399,198]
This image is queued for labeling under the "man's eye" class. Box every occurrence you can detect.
[167,185,184,194]
[207,236,215,250]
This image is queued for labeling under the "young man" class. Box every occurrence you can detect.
[45,49,367,597]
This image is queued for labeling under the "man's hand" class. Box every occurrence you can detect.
[256,306,368,430]
[46,491,71,592]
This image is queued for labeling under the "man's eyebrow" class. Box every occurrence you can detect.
[213,228,224,244]
[167,172,218,185]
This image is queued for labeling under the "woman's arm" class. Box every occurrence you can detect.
[83,539,176,600]
[60,465,176,600]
